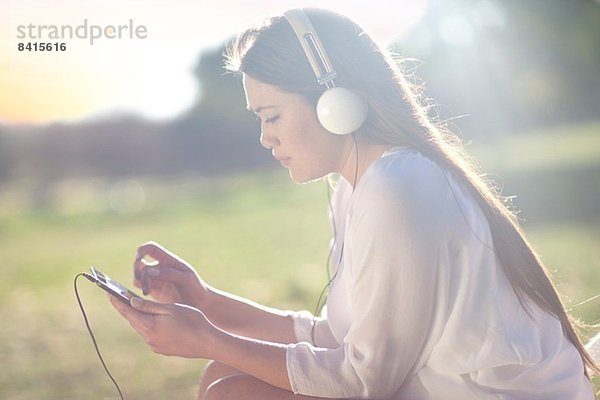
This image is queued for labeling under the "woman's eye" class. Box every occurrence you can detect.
[265,116,280,124]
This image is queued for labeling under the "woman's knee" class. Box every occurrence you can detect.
[201,374,259,400]
[197,360,245,399]
[202,373,340,400]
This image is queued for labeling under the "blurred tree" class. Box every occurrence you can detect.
[392,0,600,137]
[1,0,598,220]
[0,125,14,181]
[167,42,275,174]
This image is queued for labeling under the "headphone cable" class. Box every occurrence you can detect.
[311,134,359,346]
[310,183,340,346]
[74,273,125,400]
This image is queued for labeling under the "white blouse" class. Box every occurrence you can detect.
[285,147,593,399]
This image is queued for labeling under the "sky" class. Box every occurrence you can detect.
[0,0,429,125]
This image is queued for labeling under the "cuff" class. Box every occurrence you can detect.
[285,309,316,344]
[286,342,302,394]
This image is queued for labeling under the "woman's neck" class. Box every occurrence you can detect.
[339,138,392,188]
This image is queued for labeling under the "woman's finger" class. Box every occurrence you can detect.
[136,241,176,265]
[133,249,159,281]
[133,241,191,293]
[134,242,168,284]
[140,266,151,295]
[108,295,151,335]
[144,266,189,286]
[130,297,172,315]
[136,241,190,272]
[133,249,160,287]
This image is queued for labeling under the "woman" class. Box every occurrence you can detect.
[109,8,597,399]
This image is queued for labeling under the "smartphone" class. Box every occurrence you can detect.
[89,266,142,305]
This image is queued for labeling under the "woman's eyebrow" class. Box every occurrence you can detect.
[247,105,276,113]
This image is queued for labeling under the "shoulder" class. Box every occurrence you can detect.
[354,148,495,249]
[355,148,453,216]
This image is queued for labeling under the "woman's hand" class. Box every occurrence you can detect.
[133,241,210,309]
[109,295,217,359]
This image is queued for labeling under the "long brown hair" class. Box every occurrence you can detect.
[224,7,599,377]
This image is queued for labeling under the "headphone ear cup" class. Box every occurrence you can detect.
[316,87,368,135]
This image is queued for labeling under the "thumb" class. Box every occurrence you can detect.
[130,297,170,315]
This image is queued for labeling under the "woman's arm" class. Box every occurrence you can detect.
[210,326,292,391]
[201,285,297,344]
[109,296,293,391]
[133,241,298,344]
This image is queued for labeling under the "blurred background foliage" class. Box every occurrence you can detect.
[0,0,599,399]
[0,1,598,220]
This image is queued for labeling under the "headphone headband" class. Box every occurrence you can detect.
[282,8,368,135]
[283,9,337,88]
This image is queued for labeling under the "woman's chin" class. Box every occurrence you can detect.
[288,169,305,184]
[288,168,327,185]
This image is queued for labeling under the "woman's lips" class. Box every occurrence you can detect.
[279,157,291,167]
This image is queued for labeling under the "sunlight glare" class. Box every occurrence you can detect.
[0,0,429,124]
[439,14,474,46]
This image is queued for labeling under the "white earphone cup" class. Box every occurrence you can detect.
[316,87,368,135]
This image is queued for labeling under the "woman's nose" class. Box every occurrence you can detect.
[259,128,279,149]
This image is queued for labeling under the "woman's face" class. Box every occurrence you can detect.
[243,74,349,184]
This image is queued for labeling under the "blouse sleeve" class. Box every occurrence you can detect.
[286,308,339,349]
[286,157,453,398]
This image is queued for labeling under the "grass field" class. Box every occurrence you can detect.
[0,122,599,399]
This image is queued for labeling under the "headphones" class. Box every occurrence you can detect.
[283,9,368,135]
